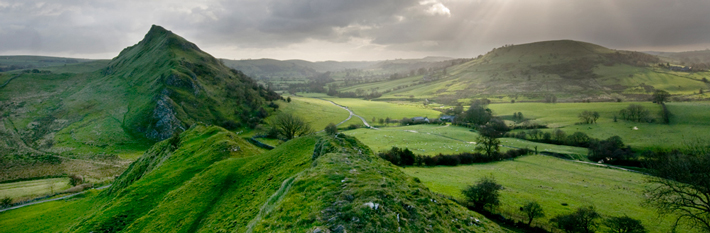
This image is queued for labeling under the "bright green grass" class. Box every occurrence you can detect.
[345,126,477,155]
[323,97,441,122]
[0,190,99,233]
[268,96,349,131]
[489,101,710,149]
[403,155,696,233]
[0,178,71,200]
[346,124,588,157]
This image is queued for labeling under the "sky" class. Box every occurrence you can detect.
[1,0,710,61]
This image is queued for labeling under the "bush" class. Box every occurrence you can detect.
[605,216,647,233]
[324,123,338,135]
[521,201,545,226]
[347,124,360,130]
[69,174,83,186]
[588,136,634,163]
[462,176,503,211]
[377,147,415,166]
[1,197,11,207]
[380,147,529,167]
[550,206,600,233]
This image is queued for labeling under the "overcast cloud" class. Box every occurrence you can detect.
[1,0,709,61]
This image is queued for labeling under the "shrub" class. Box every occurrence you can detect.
[69,174,83,186]
[324,123,338,135]
[550,206,600,233]
[462,176,503,211]
[605,215,647,233]
[347,124,360,130]
[377,147,415,166]
[1,197,11,207]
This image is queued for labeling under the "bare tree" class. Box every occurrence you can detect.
[645,151,710,232]
[270,113,313,140]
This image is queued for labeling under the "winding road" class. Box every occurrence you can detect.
[321,99,377,129]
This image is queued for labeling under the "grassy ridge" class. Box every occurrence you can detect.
[403,155,696,232]
[252,135,504,232]
[4,125,504,232]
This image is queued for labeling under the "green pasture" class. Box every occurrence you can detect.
[269,96,350,131]
[0,190,99,233]
[346,124,589,157]
[324,97,441,121]
[489,101,710,149]
[403,155,696,233]
[0,178,71,201]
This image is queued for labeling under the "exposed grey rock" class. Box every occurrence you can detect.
[332,225,346,233]
[147,95,184,140]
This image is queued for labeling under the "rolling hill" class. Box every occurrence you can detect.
[0,25,279,182]
[64,125,503,233]
[220,57,457,81]
[339,40,709,103]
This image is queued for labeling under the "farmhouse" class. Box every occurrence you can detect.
[412,116,430,123]
[439,115,455,122]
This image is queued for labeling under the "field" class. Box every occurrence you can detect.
[323,97,442,122]
[268,96,350,131]
[0,190,99,233]
[402,155,696,233]
[488,101,710,149]
[0,178,71,201]
[345,124,588,157]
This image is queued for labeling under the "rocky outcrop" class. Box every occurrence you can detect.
[147,95,185,141]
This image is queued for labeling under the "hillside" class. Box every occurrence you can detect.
[65,125,503,232]
[0,25,279,182]
[341,40,709,103]
[220,57,457,81]
[0,56,95,72]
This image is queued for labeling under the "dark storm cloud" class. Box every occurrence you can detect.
[0,0,709,60]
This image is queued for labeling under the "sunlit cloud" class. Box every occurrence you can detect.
[0,0,708,60]
[420,0,451,17]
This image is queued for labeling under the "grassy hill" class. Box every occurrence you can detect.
[1,125,504,232]
[339,40,709,103]
[0,56,95,72]
[221,57,458,81]
[0,25,279,182]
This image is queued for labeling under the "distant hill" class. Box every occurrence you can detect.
[0,55,95,72]
[69,125,503,232]
[646,50,710,69]
[220,57,457,80]
[342,40,709,103]
[0,25,278,181]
